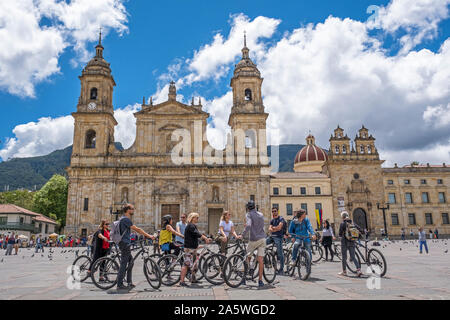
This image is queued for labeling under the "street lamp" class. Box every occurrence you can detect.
[377,202,390,238]
[110,207,121,221]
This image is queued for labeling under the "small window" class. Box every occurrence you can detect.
[286,203,293,216]
[39,223,43,232]
[438,192,446,203]
[388,193,396,204]
[437,179,443,185]
[90,87,98,100]
[301,203,308,215]
[367,146,372,154]
[244,88,252,101]
[408,213,416,225]
[45,224,48,234]
[273,187,279,195]
[404,179,410,185]
[405,193,413,204]
[425,213,433,225]
[335,145,339,154]
[0,217,7,224]
[422,192,429,203]
[421,179,427,185]
[83,198,89,211]
[360,145,365,154]
[300,187,306,195]
[387,180,393,185]
[315,187,321,195]
[391,214,399,226]
[342,145,347,154]
[19,217,24,224]
[286,187,292,195]
[85,130,96,149]
[315,203,322,210]
[442,213,449,225]
[250,194,255,202]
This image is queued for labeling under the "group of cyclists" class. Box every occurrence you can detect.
[82,201,372,292]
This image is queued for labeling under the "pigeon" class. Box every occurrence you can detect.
[445,250,448,253]
[400,248,402,251]
[1,258,3,263]
[31,254,34,258]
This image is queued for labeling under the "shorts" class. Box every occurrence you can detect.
[183,248,198,269]
[246,238,266,257]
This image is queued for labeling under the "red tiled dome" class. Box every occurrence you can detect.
[294,135,328,163]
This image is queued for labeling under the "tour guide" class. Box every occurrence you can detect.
[117,203,155,292]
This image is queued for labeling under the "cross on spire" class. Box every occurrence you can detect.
[244,30,247,47]
[99,27,102,45]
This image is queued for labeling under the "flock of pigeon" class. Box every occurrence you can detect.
[371,238,449,254]
[0,247,87,263]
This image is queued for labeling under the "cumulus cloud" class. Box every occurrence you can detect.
[0,0,128,97]
[114,103,140,149]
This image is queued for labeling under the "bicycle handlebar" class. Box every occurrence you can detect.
[288,233,313,240]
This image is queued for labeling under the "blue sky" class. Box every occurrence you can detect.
[0,0,449,166]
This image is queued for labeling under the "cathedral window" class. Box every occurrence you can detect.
[360,145,365,154]
[244,88,252,101]
[245,130,256,148]
[342,145,347,154]
[335,145,339,154]
[367,145,372,154]
[85,130,96,149]
[121,187,129,203]
[90,88,98,100]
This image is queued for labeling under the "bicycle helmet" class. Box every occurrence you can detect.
[161,215,172,228]
[246,200,256,211]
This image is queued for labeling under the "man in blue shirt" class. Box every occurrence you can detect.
[266,207,286,275]
[288,209,316,265]
[116,203,155,292]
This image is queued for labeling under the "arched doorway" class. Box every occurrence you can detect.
[353,208,368,230]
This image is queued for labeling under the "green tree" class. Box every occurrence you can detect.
[0,190,35,210]
[33,174,68,227]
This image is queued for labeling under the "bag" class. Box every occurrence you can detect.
[110,218,125,244]
[279,217,288,236]
[345,221,360,241]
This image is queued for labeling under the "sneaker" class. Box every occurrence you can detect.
[258,280,264,288]
[338,271,347,276]
[277,270,284,276]
[356,270,363,277]
[117,284,129,292]
[179,282,189,287]
[127,283,136,290]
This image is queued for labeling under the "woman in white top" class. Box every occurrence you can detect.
[217,211,241,254]
[321,220,336,261]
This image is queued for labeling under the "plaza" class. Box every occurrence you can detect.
[1,239,449,300]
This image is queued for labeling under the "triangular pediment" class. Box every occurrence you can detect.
[135,100,208,116]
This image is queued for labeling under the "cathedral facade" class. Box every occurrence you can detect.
[65,35,271,237]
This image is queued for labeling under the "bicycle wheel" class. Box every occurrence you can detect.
[333,243,342,261]
[345,249,362,274]
[311,245,323,263]
[284,250,296,276]
[223,254,247,288]
[367,248,387,277]
[143,257,162,289]
[157,254,182,286]
[72,255,91,282]
[297,250,311,281]
[195,253,208,281]
[263,252,277,284]
[91,257,119,290]
[203,253,226,285]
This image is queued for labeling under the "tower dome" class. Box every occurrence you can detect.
[294,134,328,172]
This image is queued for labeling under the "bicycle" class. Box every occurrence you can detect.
[344,236,387,277]
[90,239,162,290]
[222,239,277,288]
[283,233,312,280]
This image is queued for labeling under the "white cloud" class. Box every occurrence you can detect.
[423,103,450,128]
[114,103,139,149]
[0,0,128,97]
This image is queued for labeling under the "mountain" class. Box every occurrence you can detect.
[0,143,309,190]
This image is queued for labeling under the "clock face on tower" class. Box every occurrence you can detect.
[88,102,97,110]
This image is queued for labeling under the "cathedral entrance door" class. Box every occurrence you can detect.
[161,204,180,228]
[353,208,368,231]
[208,208,222,236]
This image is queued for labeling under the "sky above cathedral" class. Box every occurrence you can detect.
[0,0,449,167]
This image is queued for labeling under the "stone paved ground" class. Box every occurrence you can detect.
[0,239,449,300]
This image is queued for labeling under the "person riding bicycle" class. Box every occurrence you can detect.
[266,207,286,275]
[288,209,316,267]
[179,212,212,287]
[159,215,184,256]
[338,211,363,277]
[242,200,266,288]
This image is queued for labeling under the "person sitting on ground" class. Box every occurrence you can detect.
[179,212,212,287]
[216,210,241,255]
[159,215,184,256]
[338,211,363,277]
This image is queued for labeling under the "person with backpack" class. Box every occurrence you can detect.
[288,209,316,266]
[112,203,156,292]
[338,211,363,277]
[88,220,111,280]
[266,207,286,275]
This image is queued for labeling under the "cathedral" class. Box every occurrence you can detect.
[65,34,450,238]
[65,34,271,237]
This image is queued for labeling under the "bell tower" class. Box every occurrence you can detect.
[72,31,118,159]
[228,33,268,165]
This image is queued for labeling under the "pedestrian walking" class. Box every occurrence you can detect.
[266,207,286,275]
[216,210,241,255]
[429,229,433,240]
[35,235,44,253]
[418,227,429,254]
[88,220,111,280]
[321,220,336,261]
[401,228,405,241]
[242,201,267,287]
[5,233,15,255]
[175,214,187,245]
[115,203,155,292]
[14,235,20,255]
[434,228,439,239]
[410,229,414,239]
[179,212,212,287]
[338,211,363,277]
